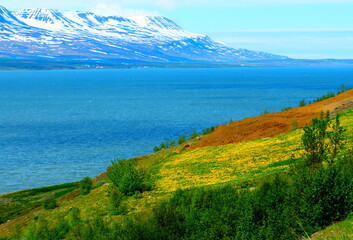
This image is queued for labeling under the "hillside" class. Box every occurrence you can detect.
[1,89,353,239]
[192,89,353,149]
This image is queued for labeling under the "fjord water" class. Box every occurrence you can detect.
[1,66,353,194]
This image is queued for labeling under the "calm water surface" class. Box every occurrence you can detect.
[1,66,353,194]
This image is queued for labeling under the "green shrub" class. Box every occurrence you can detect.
[282,106,292,112]
[178,135,186,145]
[337,84,350,94]
[291,156,353,234]
[80,177,93,195]
[302,112,345,165]
[17,154,353,239]
[188,129,198,140]
[42,197,57,210]
[261,109,271,115]
[314,92,336,102]
[299,99,307,107]
[202,126,215,135]
[108,160,151,196]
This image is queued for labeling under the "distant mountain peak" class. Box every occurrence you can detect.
[0,5,288,63]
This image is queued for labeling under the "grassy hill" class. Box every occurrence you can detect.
[1,90,353,239]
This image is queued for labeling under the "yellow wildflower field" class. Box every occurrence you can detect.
[155,109,353,192]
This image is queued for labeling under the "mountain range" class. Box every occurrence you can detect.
[0,5,288,66]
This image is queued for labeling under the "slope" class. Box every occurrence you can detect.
[192,89,353,149]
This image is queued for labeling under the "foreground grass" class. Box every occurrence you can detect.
[312,216,353,239]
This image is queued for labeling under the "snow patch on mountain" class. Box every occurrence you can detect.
[0,5,289,63]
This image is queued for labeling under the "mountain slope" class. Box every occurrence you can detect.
[0,6,288,64]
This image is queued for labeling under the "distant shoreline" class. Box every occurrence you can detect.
[0,59,352,71]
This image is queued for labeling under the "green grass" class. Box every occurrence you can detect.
[312,216,353,239]
[0,182,79,224]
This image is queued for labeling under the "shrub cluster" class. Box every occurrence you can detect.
[80,177,93,195]
[21,154,353,240]
[299,84,351,108]
[107,159,151,196]
[302,112,345,165]
[153,125,219,152]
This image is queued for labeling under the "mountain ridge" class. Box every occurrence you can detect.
[0,5,289,65]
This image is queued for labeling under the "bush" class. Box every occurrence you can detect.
[42,197,57,210]
[282,106,292,112]
[302,112,345,165]
[108,160,151,196]
[188,129,198,140]
[299,99,307,107]
[178,135,186,145]
[80,177,93,195]
[16,155,353,240]
[202,126,215,135]
[314,92,336,102]
[291,156,353,234]
[261,109,271,115]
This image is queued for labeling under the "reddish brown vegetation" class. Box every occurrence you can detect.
[191,89,353,150]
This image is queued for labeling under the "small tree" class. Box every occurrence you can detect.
[327,114,346,163]
[302,112,345,166]
[178,135,186,145]
[153,146,160,152]
[299,99,307,107]
[108,160,151,196]
[80,177,93,195]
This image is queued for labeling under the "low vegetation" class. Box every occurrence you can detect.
[153,125,218,152]
[261,109,271,115]
[299,84,351,107]
[1,88,353,239]
[0,182,79,224]
[42,197,57,210]
[80,177,93,195]
[6,117,353,239]
[107,159,152,196]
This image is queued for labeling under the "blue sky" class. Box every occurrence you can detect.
[1,0,352,59]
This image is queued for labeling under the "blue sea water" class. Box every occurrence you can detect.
[1,66,353,194]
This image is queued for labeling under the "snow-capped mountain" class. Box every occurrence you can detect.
[0,6,288,64]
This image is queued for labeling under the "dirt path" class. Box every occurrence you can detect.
[191,89,353,150]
